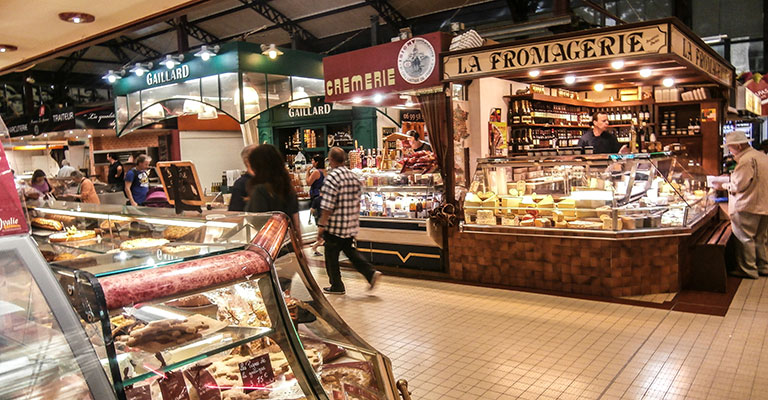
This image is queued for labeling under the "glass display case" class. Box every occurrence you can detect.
[22,202,401,400]
[463,153,714,232]
[358,169,442,219]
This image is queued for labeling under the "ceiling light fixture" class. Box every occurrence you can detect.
[0,44,18,53]
[260,44,283,60]
[194,45,220,61]
[129,62,152,77]
[662,77,675,87]
[162,54,183,69]
[594,83,605,92]
[528,69,540,77]
[58,12,95,24]
[373,93,383,103]
[564,75,576,84]
[405,97,414,107]
[102,70,122,83]
[639,68,652,78]
[610,60,624,70]
[351,97,362,104]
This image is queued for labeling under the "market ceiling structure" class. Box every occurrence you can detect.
[0,0,587,86]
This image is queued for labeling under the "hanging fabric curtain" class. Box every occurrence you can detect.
[417,89,452,198]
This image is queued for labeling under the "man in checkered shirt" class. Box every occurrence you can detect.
[317,147,381,295]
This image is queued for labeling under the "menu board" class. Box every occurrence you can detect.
[156,161,205,206]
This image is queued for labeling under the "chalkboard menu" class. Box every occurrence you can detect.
[156,161,205,207]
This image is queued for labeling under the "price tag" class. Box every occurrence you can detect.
[184,368,221,400]
[124,385,151,400]
[343,383,381,400]
[238,353,275,392]
[158,370,191,400]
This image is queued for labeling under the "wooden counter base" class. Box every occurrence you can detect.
[448,209,717,297]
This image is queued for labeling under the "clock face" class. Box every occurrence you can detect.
[397,37,436,85]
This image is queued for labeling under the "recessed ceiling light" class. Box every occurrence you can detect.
[59,12,95,24]
[0,44,18,53]
[639,68,652,78]
[662,77,675,87]
[373,93,383,103]
[594,83,605,92]
[564,75,576,84]
[352,97,362,104]
[528,70,540,77]
[610,60,624,70]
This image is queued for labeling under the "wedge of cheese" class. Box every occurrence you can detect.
[557,198,576,217]
[501,197,521,215]
[537,195,555,216]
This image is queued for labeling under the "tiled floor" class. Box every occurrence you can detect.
[308,261,768,399]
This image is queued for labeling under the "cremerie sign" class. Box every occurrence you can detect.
[145,64,191,86]
[323,32,450,103]
[443,24,668,79]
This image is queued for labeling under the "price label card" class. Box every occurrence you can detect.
[239,353,275,392]
[158,370,191,400]
[124,385,151,400]
[184,368,221,400]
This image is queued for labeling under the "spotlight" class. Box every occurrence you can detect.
[373,93,383,103]
[593,83,604,92]
[162,54,183,69]
[260,44,283,60]
[639,68,652,78]
[351,97,362,104]
[610,60,624,70]
[130,62,152,77]
[564,75,576,84]
[58,12,95,24]
[662,78,675,87]
[102,70,122,83]
[528,70,540,77]
[194,45,219,61]
[0,44,18,53]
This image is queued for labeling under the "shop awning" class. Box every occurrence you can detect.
[441,18,734,90]
[110,42,324,137]
[4,105,115,138]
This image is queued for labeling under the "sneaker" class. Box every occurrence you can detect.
[322,287,346,295]
[368,271,382,291]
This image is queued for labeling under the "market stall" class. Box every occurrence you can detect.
[321,32,452,272]
[440,18,735,296]
[0,141,406,399]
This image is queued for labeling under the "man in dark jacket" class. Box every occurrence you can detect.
[228,144,256,211]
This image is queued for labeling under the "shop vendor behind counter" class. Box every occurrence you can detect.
[578,111,626,154]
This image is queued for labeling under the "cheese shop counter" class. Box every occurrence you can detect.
[449,153,719,297]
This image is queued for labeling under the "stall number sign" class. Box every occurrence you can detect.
[443,24,668,79]
[239,354,275,391]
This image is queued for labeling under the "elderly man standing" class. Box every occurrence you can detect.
[720,131,768,279]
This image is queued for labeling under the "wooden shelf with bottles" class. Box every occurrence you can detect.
[503,93,654,108]
[509,123,591,129]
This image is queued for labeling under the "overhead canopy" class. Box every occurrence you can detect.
[111,42,324,136]
[441,18,734,90]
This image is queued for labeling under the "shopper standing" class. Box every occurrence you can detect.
[69,170,100,204]
[57,160,76,178]
[124,155,151,206]
[716,131,768,279]
[317,147,381,295]
[106,153,124,191]
[229,144,256,212]
[407,130,432,152]
[244,144,301,239]
[307,155,326,256]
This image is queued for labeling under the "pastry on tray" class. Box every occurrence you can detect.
[119,238,170,251]
[163,225,198,240]
[125,318,209,353]
[49,227,97,243]
[31,217,64,231]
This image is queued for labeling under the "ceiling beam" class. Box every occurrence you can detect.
[55,57,124,65]
[116,35,162,59]
[166,17,220,44]
[365,0,407,29]
[103,42,132,65]
[238,0,317,41]
[56,48,90,76]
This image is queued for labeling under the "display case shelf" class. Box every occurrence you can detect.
[362,185,439,193]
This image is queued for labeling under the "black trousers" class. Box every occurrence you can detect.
[323,232,376,291]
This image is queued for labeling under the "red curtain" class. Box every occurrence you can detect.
[418,90,453,203]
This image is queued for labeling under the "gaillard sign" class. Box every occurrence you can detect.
[145,64,191,86]
[444,24,668,80]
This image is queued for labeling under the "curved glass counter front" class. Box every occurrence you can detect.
[462,153,715,232]
[21,202,400,400]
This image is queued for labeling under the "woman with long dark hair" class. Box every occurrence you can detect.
[245,144,301,238]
